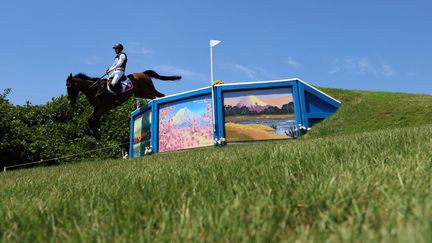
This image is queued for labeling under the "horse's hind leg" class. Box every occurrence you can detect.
[147,83,165,98]
[154,90,165,97]
[133,76,165,98]
[134,90,158,99]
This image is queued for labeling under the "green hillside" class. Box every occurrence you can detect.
[1,89,432,242]
[308,88,432,137]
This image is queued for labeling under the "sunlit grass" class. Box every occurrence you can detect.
[1,125,432,242]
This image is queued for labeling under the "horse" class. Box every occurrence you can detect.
[66,70,181,139]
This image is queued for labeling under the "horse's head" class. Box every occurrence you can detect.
[66,73,79,106]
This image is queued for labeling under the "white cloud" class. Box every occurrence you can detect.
[329,59,342,74]
[343,58,356,70]
[131,47,151,55]
[232,64,257,79]
[218,63,273,80]
[285,57,299,68]
[329,66,341,74]
[357,58,376,74]
[84,56,101,65]
[406,70,417,77]
[127,41,151,55]
[381,64,395,77]
[329,57,394,77]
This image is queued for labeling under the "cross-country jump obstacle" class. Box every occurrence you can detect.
[130,78,341,158]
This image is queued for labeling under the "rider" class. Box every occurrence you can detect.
[106,43,127,94]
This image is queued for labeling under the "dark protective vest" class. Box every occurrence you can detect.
[116,52,128,70]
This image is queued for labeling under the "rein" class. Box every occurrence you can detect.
[86,79,102,91]
[85,73,108,91]
[69,77,102,102]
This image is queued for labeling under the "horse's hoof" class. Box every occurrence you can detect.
[91,131,101,140]
[89,127,99,139]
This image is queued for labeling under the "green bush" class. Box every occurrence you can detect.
[0,89,142,168]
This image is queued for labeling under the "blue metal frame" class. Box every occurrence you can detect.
[291,81,304,129]
[150,101,158,153]
[297,81,341,128]
[215,87,224,140]
[129,79,341,157]
[296,81,309,128]
[128,113,135,157]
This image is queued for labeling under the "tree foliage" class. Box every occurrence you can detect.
[0,89,142,168]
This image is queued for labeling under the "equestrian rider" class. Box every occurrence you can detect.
[106,43,127,93]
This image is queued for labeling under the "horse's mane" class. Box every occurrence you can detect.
[73,73,100,81]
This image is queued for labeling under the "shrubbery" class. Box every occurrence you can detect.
[0,89,140,168]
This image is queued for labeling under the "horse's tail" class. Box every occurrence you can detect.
[143,70,181,81]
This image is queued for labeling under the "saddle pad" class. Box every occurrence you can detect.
[121,78,134,93]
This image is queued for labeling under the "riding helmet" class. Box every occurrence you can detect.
[113,43,124,51]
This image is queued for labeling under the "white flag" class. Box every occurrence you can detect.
[210,40,221,47]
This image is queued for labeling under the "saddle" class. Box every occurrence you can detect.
[107,75,134,94]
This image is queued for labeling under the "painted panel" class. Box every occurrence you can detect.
[158,95,213,152]
[132,110,151,157]
[223,88,296,142]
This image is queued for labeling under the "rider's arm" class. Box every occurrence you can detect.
[109,54,126,71]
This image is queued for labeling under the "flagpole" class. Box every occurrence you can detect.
[210,44,214,86]
[209,40,220,135]
[210,41,216,134]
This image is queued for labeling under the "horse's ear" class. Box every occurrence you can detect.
[69,73,72,78]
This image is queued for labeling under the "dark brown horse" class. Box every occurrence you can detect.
[66,70,181,138]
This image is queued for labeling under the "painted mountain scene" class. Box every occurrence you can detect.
[158,95,213,152]
[223,88,296,142]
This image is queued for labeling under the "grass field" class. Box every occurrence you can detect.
[1,88,432,242]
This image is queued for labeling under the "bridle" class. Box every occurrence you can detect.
[66,79,78,104]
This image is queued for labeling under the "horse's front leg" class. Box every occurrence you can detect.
[88,109,99,139]
[88,107,107,140]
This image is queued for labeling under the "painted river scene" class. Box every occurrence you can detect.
[223,88,296,142]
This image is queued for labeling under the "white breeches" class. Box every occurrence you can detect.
[109,70,124,85]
